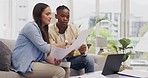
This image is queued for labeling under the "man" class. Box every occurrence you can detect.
[49,5,94,73]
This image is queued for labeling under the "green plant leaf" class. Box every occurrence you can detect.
[119,38,131,49]
[113,45,118,53]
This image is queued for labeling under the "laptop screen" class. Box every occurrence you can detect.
[102,54,124,75]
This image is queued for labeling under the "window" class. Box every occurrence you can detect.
[99,0,121,37]
[73,0,96,30]
[130,0,148,37]
[130,0,148,60]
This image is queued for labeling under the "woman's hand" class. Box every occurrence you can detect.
[78,44,87,54]
[46,55,61,65]
[54,58,62,65]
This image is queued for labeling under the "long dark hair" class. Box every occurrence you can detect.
[33,3,49,43]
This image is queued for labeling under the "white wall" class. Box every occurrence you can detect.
[0,0,5,38]
[0,0,76,39]
[11,0,69,39]
[0,0,11,39]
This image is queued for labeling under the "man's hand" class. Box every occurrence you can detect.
[65,39,74,46]
[53,39,74,48]
[55,42,65,48]
[78,44,87,54]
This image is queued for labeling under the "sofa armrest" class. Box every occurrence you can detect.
[88,54,107,71]
[0,38,16,52]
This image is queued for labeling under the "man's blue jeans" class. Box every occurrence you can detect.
[66,55,94,73]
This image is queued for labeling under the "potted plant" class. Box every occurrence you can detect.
[113,38,133,62]
[112,38,134,71]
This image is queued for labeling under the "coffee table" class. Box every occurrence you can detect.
[70,71,134,78]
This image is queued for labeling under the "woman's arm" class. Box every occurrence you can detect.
[23,22,50,53]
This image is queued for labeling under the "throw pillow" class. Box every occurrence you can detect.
[0,41,11,71]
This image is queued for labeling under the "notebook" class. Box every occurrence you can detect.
[102,54,124,75]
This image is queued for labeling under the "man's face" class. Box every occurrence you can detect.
[55,9,70,26]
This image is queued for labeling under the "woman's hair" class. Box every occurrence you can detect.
[33,3,50,43]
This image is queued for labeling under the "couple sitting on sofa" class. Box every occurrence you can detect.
[10,3,94,78]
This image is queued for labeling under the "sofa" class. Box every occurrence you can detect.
[0,38,107,78]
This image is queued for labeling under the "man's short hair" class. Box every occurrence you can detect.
[56,5,70,13]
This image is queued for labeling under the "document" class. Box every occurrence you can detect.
[118,69,148,78]
[50,30,90,59]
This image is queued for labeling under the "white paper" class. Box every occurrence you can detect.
[49,45,68,59]
[68,30,90,50]
[50,30,90,59]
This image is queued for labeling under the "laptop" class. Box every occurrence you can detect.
[102,54,124,75]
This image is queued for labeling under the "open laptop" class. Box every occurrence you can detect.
[102,54,124,76]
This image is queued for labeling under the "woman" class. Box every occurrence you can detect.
[11,3,65,78]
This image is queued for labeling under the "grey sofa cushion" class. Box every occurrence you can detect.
[0,41,12,71]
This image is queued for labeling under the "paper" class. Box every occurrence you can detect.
[68,29,90,50]
[49,45,69,59]
[118,69,148,78]
[50,30,90,59]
